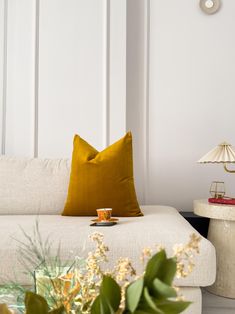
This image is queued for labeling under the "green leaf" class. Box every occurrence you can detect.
[152,278,177,298]
[143,287,163,314]
[101,296,112,314]
[134,308,159,314]
[134,305,162,314]
[144,250,167,287]
[158,258,177,286]
[91,276,121,314]
[91,295,115,314]
[91,296,102,314]
[100,275,121,312]
[125,277,144,313]
[25,291,49,314]
[156,300,191,314]
[49,307,65,314]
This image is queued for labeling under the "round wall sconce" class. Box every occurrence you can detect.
[200,0,221,14]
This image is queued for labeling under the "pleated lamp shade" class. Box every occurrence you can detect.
[198,142,235,163]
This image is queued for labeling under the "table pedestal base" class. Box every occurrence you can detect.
[207,219,235,298]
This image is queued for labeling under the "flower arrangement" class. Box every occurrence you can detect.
[0,223,201,314]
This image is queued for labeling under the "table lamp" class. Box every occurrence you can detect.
[198,142,235,173]
[198,142,235,204]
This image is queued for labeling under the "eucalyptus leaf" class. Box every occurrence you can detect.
[91,296,102,314]
[134,308,159,314]
[91,276,121,314]
[101,295,116,314]
[25,291,49,314]
[156,300,191,314]
[158,258,177,286]
[125,277,144,313]
[49,307,65,314]
[91,295,112,314]
[152,278,177,298]
[100,296,112,314]
[143,287,163,314]
[100,276,121,312]
[144,251,166,287]
[135,305,162,314]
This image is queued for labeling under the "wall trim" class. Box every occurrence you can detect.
[102,0,110,148]
[1,0,8,155]
[109,0,126,145]
[34,0,40,157]
[143,0,150,203]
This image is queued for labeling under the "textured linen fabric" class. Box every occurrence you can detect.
[63,132,142,216]
[0,156,70,214]
[0,206,216,288]
[180,287,202,314]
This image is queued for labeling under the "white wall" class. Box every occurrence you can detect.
[127,0,235,211]
[1,0,235,211]
[0,0,126,158]
[127,0,148,204]
[0,0,5,155]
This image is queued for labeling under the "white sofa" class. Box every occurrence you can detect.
[0,156,216,313]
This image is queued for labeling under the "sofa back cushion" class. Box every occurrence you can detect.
[0,156,70,215]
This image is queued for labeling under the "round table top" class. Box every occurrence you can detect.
[194,199,235,221]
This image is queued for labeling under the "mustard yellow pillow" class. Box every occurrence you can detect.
[62,132,142,217]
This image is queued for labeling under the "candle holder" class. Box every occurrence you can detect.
[210,181,225,199]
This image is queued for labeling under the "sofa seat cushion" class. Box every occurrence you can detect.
[0,205,216,287]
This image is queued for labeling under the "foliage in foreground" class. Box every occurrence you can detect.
[12,248,190,314]
[0,224,201,314]
[91,249,191,314]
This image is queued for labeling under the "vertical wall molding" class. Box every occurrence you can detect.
[1,0,125,157]
[109,0,126,145]
[1,0,8,155]
[143,0,150,203]
[34,0,40,157]
[102,0,110,148]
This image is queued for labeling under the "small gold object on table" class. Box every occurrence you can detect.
[210,181,225,199]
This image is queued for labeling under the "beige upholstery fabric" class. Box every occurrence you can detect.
[0,156,70,214]
[180,287,202,314]
[0,157,212,313]
[0,205,216,288]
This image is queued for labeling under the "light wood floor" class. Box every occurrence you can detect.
[202,289,235,314]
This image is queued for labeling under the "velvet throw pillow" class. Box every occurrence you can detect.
[62,132,142,217]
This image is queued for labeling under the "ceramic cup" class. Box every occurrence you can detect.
[96,208,112,221]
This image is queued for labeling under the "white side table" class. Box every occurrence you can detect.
[194,199,235,298]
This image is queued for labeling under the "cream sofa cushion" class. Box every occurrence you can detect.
[0,156,70,214]
[0,205,216,287]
